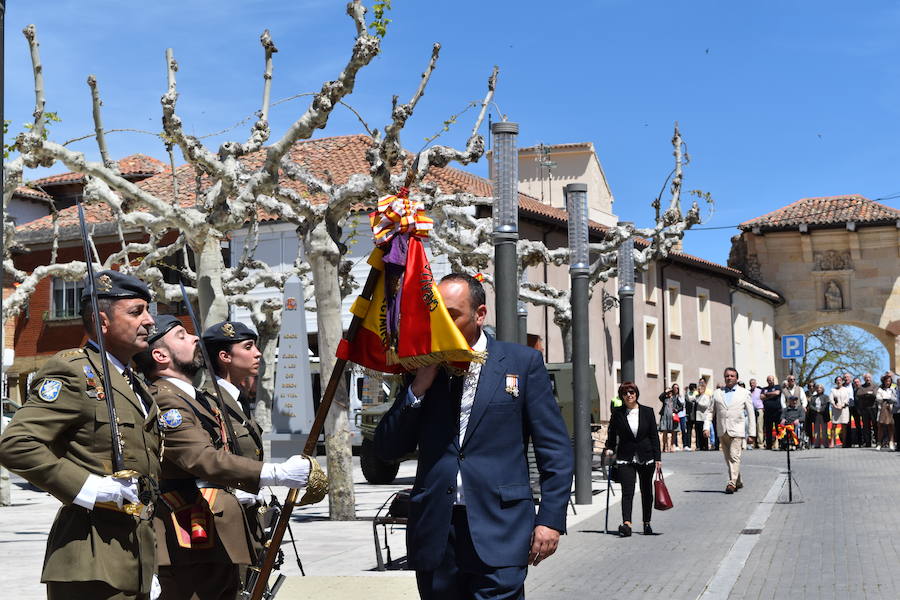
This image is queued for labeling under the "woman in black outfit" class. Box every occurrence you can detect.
[604,381,662,537]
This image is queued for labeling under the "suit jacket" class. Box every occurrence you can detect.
[0,345,161,594]
[706,386,756,438]
[374,336,573,570]
[604,404,661,463]
[150,378,264,567]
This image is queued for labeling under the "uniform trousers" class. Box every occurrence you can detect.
[720,433,744,487]
[158,563,240,600]
[46,581,147,600]
[415,506,526,600]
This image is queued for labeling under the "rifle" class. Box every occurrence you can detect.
[245,264,381,600]
[177,280,242,456]
[76,199,154,508]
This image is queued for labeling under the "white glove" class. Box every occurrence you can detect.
[150,574,161,600]
[259,455,311,488]
[95,476,140,508]
[234,489,265,506]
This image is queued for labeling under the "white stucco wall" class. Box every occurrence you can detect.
[732,289,777,383]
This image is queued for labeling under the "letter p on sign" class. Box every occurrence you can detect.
[781,335,805,360]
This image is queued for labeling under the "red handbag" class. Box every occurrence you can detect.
[654,465,673,511]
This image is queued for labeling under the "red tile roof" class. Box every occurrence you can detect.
[28,154,166,187]
[12,186,53,203]
[740,195,900,231]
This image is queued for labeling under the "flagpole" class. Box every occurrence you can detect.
[246,264,381,600]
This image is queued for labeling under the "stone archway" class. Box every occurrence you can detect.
[729,195,900,373]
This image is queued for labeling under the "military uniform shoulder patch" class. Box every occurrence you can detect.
[159,408,184,429]
[37,379,63,402]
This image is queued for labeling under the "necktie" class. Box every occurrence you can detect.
[123,367,152,414]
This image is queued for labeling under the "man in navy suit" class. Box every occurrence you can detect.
[375,273,574,599]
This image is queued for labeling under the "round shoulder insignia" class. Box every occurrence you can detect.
[160,408,183,429]
[37,379,63,402]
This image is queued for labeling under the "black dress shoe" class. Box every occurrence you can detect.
[618,524,632,537]
[643,523,653,535]
[725,483,736,494]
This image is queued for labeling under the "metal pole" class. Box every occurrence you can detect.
[491,121,519,343]
[517,299,528,346]
[617,224,636,383]
[566,183,591,505]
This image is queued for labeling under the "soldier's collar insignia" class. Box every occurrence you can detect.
[38,379,63,402]
[159,408,183,429]
[97,274,113,293]
[222,323,236,338]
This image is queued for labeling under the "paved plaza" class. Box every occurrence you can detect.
[1,447,898,599]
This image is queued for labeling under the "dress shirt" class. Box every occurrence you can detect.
[216,377,241,404]
[163,376,196,399]
[455,331,488,505]
[625,407,639,437]
[751,388,763,410]
[724,386,735,407]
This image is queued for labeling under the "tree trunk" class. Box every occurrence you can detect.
[253,323,277,458]
[306,222,355,520]
[560,321,573,363]
[195,234,230,325]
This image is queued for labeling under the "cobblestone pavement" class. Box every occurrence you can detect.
[528,446,900,600]
[2,447,898,599]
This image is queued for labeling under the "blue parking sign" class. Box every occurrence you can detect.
[781,335,805,359]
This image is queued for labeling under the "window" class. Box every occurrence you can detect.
[644,316,659,376]
[51,278,84,319]
[643,262,658,305]
[668,363,683,389]
[696,286,711,343]
[666,279,682,338]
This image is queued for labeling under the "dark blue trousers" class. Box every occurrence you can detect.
[415,506,527,600]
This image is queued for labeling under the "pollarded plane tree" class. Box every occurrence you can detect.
[427,124,705,360]
[2,2,498,520]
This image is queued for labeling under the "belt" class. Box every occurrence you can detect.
[95,501,155,520]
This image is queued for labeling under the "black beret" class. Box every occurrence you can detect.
[148,315,184,345]
[81,270,151,303]
[201,320,258,345]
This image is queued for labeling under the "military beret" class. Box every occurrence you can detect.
[81,270,151,303]
[201,320,258,345]
[148,315,184,345]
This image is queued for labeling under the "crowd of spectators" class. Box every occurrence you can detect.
[643,371,899,451]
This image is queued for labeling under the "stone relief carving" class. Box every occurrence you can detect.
[814,249,852,271]
[824,280,844,310]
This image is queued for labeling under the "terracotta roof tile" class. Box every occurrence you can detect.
[12,186,53,202]
[28,154,166,187]
[740,195,900,231]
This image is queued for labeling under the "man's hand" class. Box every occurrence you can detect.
[748,437,756,445]
[410,364,439,398]
[528,525,560,566]
[703,429,710,439]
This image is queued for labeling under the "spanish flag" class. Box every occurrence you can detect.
[336,190,484,373]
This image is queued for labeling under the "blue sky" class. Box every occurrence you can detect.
[6,1,900,264]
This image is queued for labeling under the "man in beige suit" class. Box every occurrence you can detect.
[705,367,756,494]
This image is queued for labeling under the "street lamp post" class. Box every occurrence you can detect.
[492,121,519,343]
[566,183,592,505]
[617,223,636,384]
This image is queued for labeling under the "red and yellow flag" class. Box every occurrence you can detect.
[336,191,483,373]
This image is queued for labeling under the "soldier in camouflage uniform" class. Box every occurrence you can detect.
[0,271,161,600]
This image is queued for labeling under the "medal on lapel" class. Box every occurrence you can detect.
[505,374,519,398]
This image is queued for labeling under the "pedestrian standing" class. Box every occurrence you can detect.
[876,374,895,449]
[856,373,878,448]
[672,383,686,451]
[658,387,675,453]
[604,382,662,537]
[761,375,782,450]
[847,374,862,446]
[705,367,756,493]
[829,376,850,448]
[891,379,900,452]
[749,379,764,448]
[683,383,697,451]
[694,380,712,451]
[807,384,830,448]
